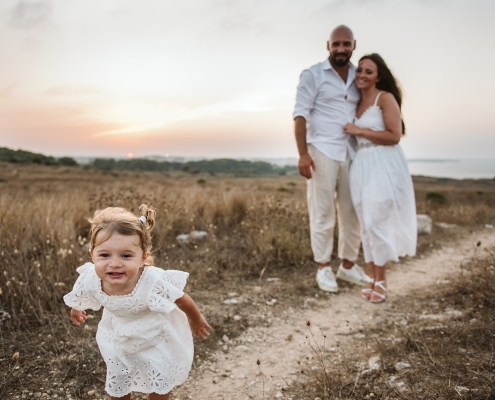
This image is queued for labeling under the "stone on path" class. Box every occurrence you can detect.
[417,214,432,235]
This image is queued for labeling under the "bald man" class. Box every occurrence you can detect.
[293,25,368,293]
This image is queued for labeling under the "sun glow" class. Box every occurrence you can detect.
[91,94,274,137]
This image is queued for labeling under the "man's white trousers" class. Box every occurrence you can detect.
[307,144,361,264]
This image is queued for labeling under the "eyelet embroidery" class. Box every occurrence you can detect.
[64,264,193,396]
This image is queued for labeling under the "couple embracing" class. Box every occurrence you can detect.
[294,25,417,303]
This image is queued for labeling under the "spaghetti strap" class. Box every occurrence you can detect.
[373,91,384,106]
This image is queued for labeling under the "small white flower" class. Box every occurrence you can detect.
[147,369,164,387]
[123,298,145,313]
[133,370,143,385]
[107,374,118,388]
[169,365,187,383]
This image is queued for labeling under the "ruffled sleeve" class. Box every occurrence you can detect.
[63,263,102,311]
[147,268,189,313]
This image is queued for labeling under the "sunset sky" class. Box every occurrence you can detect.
[1,0,494,159]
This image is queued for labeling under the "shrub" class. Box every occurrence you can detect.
[58,157,78,166]
[426,191,448,204]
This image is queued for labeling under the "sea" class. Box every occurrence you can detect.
[74,156,495,180]
[266,157,495,180]
[406,159,495,180]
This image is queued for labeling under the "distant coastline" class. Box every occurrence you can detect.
[406,159,495,180]
[2,145,494,180]
[407,159,460,163]
[73,156,494,180]
[68,156,495,180]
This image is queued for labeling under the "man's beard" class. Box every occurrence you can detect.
[330,53,351,67]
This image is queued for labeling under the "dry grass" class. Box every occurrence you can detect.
[287,248,495,400]
[0,163,313,331]
[0,163,494,398]
[414,176,495,226]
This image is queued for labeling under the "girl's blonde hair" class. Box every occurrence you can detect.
[87,204,156,266]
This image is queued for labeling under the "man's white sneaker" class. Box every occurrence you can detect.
[316,266,338,293]
[336,263,369,286]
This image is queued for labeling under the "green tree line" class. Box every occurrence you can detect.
[0,147,296,175]
[92,157,296,176]
[0,147,77,166]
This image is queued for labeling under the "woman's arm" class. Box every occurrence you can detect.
[175,293,212,339]
[344,92,402,145]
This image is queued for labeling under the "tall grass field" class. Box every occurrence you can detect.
[1,162,494,398]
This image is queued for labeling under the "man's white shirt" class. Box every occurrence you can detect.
[293,58,360,162]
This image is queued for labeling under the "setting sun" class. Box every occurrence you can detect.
[126,153,134,159]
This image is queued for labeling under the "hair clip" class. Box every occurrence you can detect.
[139,216,147,224]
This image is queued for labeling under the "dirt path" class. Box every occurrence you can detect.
[175,230,495,400]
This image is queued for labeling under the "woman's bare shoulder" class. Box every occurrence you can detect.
[378,92,399,110]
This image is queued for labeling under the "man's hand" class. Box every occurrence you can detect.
[189,315,212,340]
[70,309,87,326]
[298,153,315,179]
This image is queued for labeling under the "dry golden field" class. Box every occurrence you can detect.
[0,163,494,399]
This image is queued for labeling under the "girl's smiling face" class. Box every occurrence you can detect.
[91,231,148,296]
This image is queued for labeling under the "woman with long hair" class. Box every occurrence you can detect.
[344,53,416,303]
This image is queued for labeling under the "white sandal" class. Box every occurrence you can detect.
[361,278,374,300]
[370,280,387,303]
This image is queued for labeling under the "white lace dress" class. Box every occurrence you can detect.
[350,93,417,266]
[63,263,193,397]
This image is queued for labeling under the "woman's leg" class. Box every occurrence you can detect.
[366,262,375,289]
[370,263,387,302]
[374,263,386,288]
[361,262,375,299]
[149,392,170,400]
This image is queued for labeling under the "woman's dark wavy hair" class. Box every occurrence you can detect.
[360,53,406,134]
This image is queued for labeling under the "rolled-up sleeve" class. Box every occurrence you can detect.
[293,69,315,121]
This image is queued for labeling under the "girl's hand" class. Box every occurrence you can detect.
[343,123,361,136]
[175,293,211,339]
[189,315,212,340]
[70,309,87,326]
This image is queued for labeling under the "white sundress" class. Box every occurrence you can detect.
[350,92,417,266]
[63,263,193,397]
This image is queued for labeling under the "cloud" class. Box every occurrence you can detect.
[10,0,52,29]
[315,0,446,13]
[0,84,18,98]
[45,85,105,97]
[92,94,273,138]
[312,0,375,14]
[219,15,268,33]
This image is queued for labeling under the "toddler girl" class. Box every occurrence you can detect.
[64,205,211,400]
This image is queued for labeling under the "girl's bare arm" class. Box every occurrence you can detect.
[175,294,212,339]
